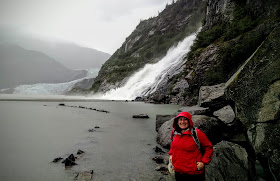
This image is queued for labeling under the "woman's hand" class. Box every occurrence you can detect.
[197,162,204,170]
[169,155,172,163]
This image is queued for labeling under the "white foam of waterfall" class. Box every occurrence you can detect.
[93,32,197,100]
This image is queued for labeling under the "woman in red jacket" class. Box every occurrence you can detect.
[169,112,213,181]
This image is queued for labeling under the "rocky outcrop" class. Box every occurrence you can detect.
[226,26,280,181]
[198,83,227,111]
[142,0,280,106]
[156,25,280,180]
[203,0,235,31]
[156,100,250,180]
[68,77,95,95]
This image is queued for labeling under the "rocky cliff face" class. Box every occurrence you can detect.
[226,25,280,181]
[153,0,280,180]
[146,0,280,106]
[90,0,206,93]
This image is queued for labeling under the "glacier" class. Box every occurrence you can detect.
[11,68,98,95]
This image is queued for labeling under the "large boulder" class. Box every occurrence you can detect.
[213,105,235,125]
[226,26,280,180]
[157,115,224,148]
[155,115,176,132]
[198,83,228,111]
[192,115,224,145]
[206,141,249,181]
[157,119,173,149]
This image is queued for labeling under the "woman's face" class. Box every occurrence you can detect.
[178,116,189,130]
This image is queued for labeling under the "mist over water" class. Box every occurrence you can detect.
[93,33,197,100]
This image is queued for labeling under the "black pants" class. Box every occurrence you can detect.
[175,171,205,181]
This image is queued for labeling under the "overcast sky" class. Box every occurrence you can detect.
[0,0,173,54]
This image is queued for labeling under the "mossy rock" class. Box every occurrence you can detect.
[226,26,280,126]
[226,26,280,180]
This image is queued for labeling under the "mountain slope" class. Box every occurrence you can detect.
[18,39,111,70]
[0,43,87,89]
[90,0,206,93]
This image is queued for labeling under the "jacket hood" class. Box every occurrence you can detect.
[173,112,193,130]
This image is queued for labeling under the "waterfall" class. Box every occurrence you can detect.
[93,32,197,100]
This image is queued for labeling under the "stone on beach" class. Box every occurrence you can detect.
[75,170,94,181]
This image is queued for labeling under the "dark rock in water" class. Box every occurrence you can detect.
[97,109,109,113]
[88,129,94,132]
[52,157,63,163]
[94,126,100,129]
[154,146,166,154]
[132,114,149,118]
[77,150,85,155]
[62,154,77,167]
[79,106,86,109]
[58,103,65,106]
[75,170,94,181]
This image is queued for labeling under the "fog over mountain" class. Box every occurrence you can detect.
[0,43,87,89]
[0,26,111,70]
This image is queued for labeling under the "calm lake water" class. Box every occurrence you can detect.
[0,97,180,181]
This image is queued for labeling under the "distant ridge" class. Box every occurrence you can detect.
[0,26,111,70]
[0,43,87,89]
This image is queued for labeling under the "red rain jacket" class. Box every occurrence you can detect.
[169,112,213,175]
